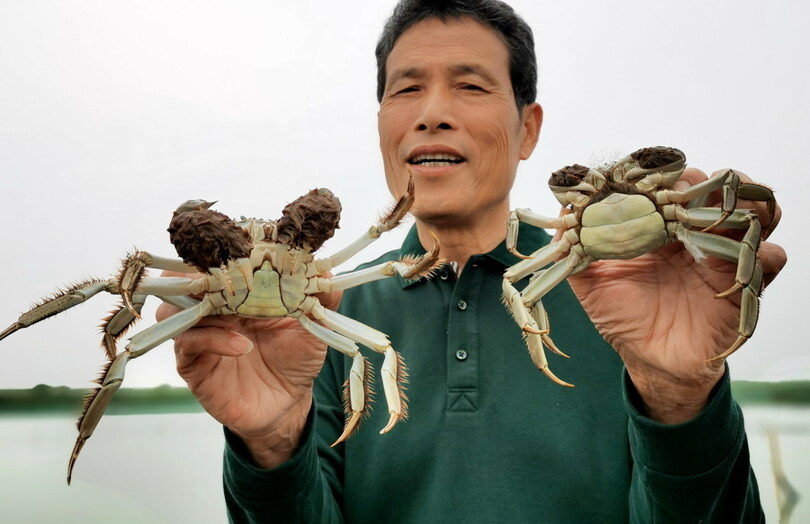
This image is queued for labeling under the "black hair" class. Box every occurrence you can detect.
[375,0,537,110]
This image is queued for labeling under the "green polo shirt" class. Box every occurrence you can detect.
[223,224,763,523]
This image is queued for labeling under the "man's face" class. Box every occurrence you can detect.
[378,18,541,225]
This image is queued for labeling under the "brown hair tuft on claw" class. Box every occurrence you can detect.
[276,189,342,251]
[549,164,590,187]
[168,201,253,273]
[630,146,685,170]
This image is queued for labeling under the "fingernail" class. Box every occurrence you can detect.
[228,335,254,355]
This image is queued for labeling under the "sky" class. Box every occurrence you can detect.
[0,0,808,389]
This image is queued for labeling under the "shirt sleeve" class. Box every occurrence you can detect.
[222,404,344,524]
[625,365,765,523]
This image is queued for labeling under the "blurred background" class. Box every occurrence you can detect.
[0,1,807,522]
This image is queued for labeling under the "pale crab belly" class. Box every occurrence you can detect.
[579,193,667,260]
[235,261,305,318]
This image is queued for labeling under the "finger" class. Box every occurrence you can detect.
[318,288,343,312]
[758,241,788,288]
[155,301,181,323]
[174,325,254,365]
[672,167,709,192]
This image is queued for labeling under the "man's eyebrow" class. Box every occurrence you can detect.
[386,63,500,86]
[387,66,425,86]
[448,63,499,85]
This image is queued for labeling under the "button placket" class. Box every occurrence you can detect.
[446,259,482,413]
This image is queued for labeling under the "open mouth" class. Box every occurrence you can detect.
[408,153,465,168]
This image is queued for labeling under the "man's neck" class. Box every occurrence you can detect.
[414,208,509,275]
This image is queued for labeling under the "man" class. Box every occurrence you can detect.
[158,1,787,522]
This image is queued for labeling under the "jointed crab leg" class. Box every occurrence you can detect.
[304,298,408,438]
[67,297,217,483]
[657,169,775,234]
[311,249,440,294]
[506,209,577,259]
[309,175,416,276]
[0,280,110,342]
[671,219,764,360]
[68,350,130,484]
[296,316,371,445]
[502,279,572,387]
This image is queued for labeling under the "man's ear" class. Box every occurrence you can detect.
[519,102,543,160]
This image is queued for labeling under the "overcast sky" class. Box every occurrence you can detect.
[0,0,807,389]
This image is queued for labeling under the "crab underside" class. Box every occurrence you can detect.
[502,146,775,387]
[1,176,440,483]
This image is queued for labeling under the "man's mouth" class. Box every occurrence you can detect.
[408,153,465,168]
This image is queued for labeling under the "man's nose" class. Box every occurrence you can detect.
[415,89,456,132]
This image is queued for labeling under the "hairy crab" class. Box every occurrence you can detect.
[502,146,775,387]
[1,178,439,483]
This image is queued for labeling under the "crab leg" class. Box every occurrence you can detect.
[667,208,762,296]
[0,280,110,342]
[308,243,441,293]
[309,175,416,275]
[671,222,764,359]
[126,297,215,356]
[506,209,575,259]
[502,279,572,387]
[100,294,147,360]
[520,249,584,307]
[657,169,775,234]
[303,298,408,437]
[296,316,372,445]
[504,230,578,283]
[66,296,217,482]
[68,350,130,484]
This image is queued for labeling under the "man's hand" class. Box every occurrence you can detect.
[155,271,342,468]
[568,167,787,424]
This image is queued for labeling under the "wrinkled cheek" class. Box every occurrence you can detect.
[378,121,407,198]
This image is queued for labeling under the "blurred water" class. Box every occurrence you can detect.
[0,408,807,523]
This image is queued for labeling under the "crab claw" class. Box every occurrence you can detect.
[117,252,149,318]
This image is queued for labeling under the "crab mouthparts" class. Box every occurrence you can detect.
[408,154,465,167]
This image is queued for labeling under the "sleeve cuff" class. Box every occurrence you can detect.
[623,364,745,476]
[223,403,320,505]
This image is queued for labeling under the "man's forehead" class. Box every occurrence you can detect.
[385,19,509,84]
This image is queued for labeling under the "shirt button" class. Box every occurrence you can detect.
[455,349,468,361]
[457,299,467,311]
[439,271,449,280]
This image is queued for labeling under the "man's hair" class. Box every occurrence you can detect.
[375,0,537,110]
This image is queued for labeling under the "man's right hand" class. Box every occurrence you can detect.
[155,271,342,468]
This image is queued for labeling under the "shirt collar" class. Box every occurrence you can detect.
[397,223,552,289]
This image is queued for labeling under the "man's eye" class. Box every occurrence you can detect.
[460,84,485,92]
[396,86,419,94]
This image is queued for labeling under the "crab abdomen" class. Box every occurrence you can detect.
[580,193,666,259]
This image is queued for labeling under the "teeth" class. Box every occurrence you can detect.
[410,153,463,165]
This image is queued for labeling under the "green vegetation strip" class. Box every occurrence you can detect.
[1,381,808,416]
[0,384,203,415]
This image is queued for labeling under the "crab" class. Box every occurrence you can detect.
[501,146,775,387]
[0,177,440,483]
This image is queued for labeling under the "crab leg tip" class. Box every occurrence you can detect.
[708,336,747,362]
[543,368,575,388]
[380,413,400,434]
[700,213,730,233]
[715,283,744,299]
[0,323,21,341]
[331,412,362,447]
[508,247,533,260]
[522,325,547,335]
